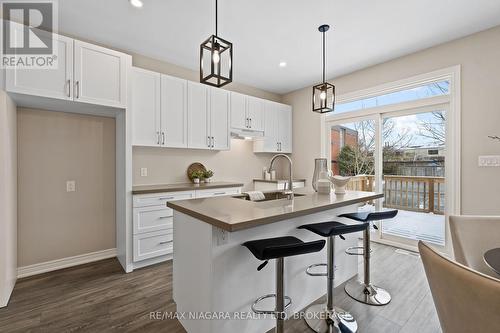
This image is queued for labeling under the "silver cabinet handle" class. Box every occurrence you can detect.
[213,192,226,196]
[211,136,215,148]
[66,79,71,97]
[157,132,161,145]
[75,81,80,99]
[280,142,282,151]
[245,118,249,128]
[207,136,211,148]
[159,241,171,245]
[158,216,170,219]
[159,196,175,200]
[162,132,165,145]
[249,118,252,128]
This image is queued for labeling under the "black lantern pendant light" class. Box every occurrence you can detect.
[312,24,335,113]
[200,0,233,87]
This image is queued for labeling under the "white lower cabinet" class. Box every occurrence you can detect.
[132,186,241,268]
[133,230,173,262]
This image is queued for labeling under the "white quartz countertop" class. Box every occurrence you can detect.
[167,190,383,231]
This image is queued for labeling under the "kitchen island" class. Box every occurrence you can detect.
[168,190,383,333]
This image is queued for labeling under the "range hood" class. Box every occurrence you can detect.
[230,128,264,140]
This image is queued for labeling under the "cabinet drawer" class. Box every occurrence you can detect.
[195,187,241,198]
[133,191,194,208]
[133,230,173,262]
[133,206,173,235]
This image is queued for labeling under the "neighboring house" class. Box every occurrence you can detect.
[331,125,358,175]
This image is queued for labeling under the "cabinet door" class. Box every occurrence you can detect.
[210,88,230,150]
[278,105,293,153]
[187,82,210,149]
[73,40,129,108]
[131,68,161,146]
[263,102,280,152]
[230,92,247,130]
[161,75,187,148]
[6,33,73,100]
[247,96,264,131]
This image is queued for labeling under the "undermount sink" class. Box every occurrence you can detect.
[233,191,305,202]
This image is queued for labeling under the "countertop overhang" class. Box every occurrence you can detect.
[168,191,383,232]
[132,182,244,195]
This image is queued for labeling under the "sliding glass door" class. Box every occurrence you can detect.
[323,75,458,251]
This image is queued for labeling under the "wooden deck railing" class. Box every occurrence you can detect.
[346,175,445,215]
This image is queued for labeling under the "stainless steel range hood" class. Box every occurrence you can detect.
[230,128,264,140]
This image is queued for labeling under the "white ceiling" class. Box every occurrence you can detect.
[59,0,500,94]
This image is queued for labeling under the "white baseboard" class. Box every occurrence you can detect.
[17,248,117,279]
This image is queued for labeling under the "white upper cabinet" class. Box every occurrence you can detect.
[254,101,293,153]
[131,69,188,148]
[73,40,129,108]
[278,104,293,153]
[230,92,247,130]
[246,96,264,132]
[161,75,187,148]
[131,68,161,147]
[6,34,74,100]
[230,92,265,132]
[210,88,230,150]
[187,82,230,151]
[5,33,130,109]
[187,82,210,149]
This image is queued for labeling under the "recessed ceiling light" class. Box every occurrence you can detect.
[279,61,287,68]
[129,0,143,8]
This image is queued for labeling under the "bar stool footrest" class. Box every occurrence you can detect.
[345,246,372,256]
[251,294,292,315]
[306,263,328,276]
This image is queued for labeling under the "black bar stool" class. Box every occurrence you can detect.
[338,210,398,306]
[298,221,369,333]
[243,236,326,333]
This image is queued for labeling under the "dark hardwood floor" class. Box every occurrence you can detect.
[0,243,441,333]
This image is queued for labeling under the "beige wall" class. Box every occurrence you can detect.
[284,25,500,215]
[17,109,116,267]
[133,140,282,190]
[131,53,285,190]
[0,90,17,306]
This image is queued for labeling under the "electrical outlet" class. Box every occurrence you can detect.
[140,167,148,177]
[66,180,76,192]
[478,155,500,167]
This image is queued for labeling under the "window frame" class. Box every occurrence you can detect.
[321,66,461,253]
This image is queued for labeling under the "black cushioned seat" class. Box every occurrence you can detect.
[298,221,369,238]
[243,236,326,261]
[338,210,398,222]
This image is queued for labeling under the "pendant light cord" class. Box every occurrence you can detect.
[215,0,218,36]
[322,29,326,83]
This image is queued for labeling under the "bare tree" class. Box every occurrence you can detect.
[417,112,445,146]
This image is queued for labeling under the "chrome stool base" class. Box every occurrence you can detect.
[303,303,358,333]
[344,281,391,306]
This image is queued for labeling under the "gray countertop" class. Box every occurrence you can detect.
[167,190,383,232]
[132,181,244,195]
[253,179,306,183]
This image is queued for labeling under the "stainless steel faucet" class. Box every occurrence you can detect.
[269,154,294,199]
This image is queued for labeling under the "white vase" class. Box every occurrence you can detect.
[329,175,351,194]
[193,178,200,184]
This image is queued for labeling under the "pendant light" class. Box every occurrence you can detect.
[200,0,233,87]
[312,24,335,113]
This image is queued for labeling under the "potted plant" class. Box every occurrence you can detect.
[203,170,214,183]
[190,170,204,184]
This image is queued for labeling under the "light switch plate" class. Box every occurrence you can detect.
[140,167,148,177]
[478,155,500,167]
[66,180,76,192]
